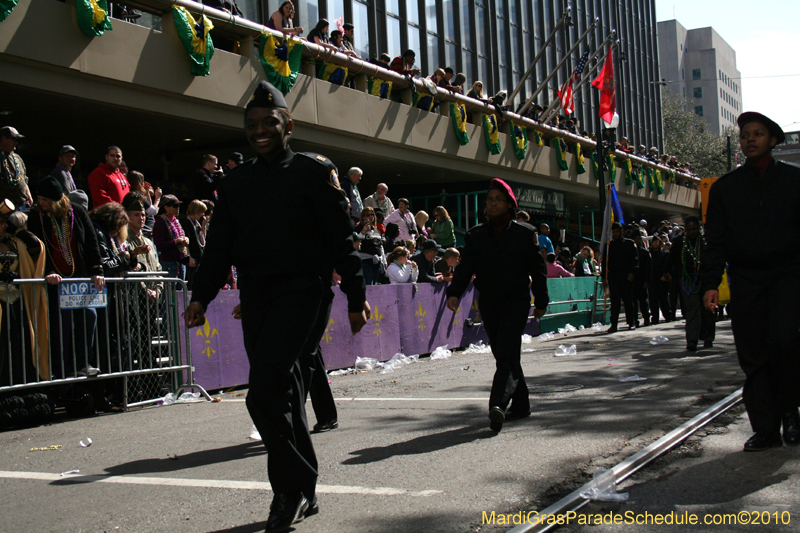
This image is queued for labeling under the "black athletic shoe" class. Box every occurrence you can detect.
[743,431,782,452]
[489,406,505,432]
[264,492,308,532]
[782,410,800,447]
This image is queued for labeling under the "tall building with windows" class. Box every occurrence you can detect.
[657,20,742,135]
[230,0,664,148]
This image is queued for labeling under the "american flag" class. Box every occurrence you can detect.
[558,49,591,115]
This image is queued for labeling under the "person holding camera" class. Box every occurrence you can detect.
[194,154,223,202]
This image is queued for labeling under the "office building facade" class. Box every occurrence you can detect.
[657,19,742,135]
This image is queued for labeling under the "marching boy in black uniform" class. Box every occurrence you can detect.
[702,111,800,452]
[446,178,549,432]
[185,81,369,531]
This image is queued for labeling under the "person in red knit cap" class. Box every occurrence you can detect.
[88,146,130,207]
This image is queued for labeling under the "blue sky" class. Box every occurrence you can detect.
[655,0,800,132]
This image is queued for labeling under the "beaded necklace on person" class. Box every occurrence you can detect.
[401,211,415,236]
[160,214,188,256]
[41,208,76,277]
[1,152,20,188]
[392,260,406,274]
[681,235,704,295]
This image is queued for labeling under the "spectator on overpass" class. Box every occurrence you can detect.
[390,49,420,76]
[267,1,303,36]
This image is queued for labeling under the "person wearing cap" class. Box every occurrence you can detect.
[602,221,638,333]
[195,154,222,202]
[434,247,460,282]
[28,175,104,379]
[50,145,79,194]
[446,178,549,432]
[0,126,33,209]
[87,146,130,208]
[183,80,369,531]
[701,111,800,452]
[227,152,244,171]
[411,239,444,283]
[647,147,659,163]
[153,194,190,281]
[0,199,49,387]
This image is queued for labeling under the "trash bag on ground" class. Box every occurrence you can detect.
[650,336,669,345]
[430,345,452,360]
[177,392,201,402]
[539,332,556,341]
[580,469,629,502]
[591,323,604,331]
[463,342,492,354]
[554,344,577,356]
[355,356,378,371]
[619,375,647,382]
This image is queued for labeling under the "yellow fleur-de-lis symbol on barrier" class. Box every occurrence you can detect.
[372,307,384,337]
[322,317,334,344]
[454,305,461,327]
[415,303,427,331]
[196,318,218,358]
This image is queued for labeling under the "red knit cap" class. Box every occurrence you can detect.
[488,178,518,209]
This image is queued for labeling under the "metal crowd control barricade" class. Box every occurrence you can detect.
[0,274,210,410]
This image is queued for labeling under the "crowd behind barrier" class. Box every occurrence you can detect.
[0,275,207,425]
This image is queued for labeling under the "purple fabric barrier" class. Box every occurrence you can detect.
[181,283,540,391]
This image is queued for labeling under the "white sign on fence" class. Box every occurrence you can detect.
[58,281,108,309]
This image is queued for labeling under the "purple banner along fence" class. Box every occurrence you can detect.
[180,283,541,392]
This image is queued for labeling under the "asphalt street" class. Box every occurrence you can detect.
[2,319,777,533]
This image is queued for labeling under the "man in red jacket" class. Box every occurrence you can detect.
[88,146,130,207]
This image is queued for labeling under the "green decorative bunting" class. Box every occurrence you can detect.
[76,0,112,37]
[533,130,543,146]
[258,33,304,94]
[575,143,586,174]
[667,169,676,183]
[318,61,348,85]
[590,151,600,179]
[552,138,569,171]
[0,0,18,22]
[173,7,215,76]
[622,158,633,185]
[509,121,528,160]
[606,154,616,182]
[644,167,657,191]
[368,77,392,99]
[655,170,665,195]
[450,102,469,145]
[482,114,502,155]
[634,166,645,188]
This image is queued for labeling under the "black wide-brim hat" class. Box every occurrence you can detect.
[737,111,785,145]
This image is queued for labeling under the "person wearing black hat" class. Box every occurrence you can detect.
[701,111,800,452]
[446,178,549,432]
[602,221,638,333]
[153,194,190,280]
[227,152,244,170]
[0,126,33,209]
[184,80,369,531]
[28,175,105,379]
[49,145,79,194]
[411,239,445,283]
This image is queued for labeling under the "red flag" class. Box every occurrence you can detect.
[591,47,616,124]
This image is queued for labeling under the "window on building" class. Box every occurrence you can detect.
[352,1,370,60]
[682,87,685,97]
[386,0,399,15]
[692,69,701,80]
[681,68,684,80]
[427,33,439,70]
[424,0,436,31]
[695,106,703,117]
[386,15,401,58]
[406,0,419,25]
[694,87,702,98]
[327,0,345,19]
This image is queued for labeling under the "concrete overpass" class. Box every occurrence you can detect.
[0,0,699,229]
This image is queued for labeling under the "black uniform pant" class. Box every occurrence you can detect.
[633,281,650,324]
[479,294,531,414]
[300,291,338,425]
[649,280,672,323]
[669,277,681,319]
[240,281,323,498]
[728,270,800,434]
[608,278,636,327]
[679,290,715,347]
